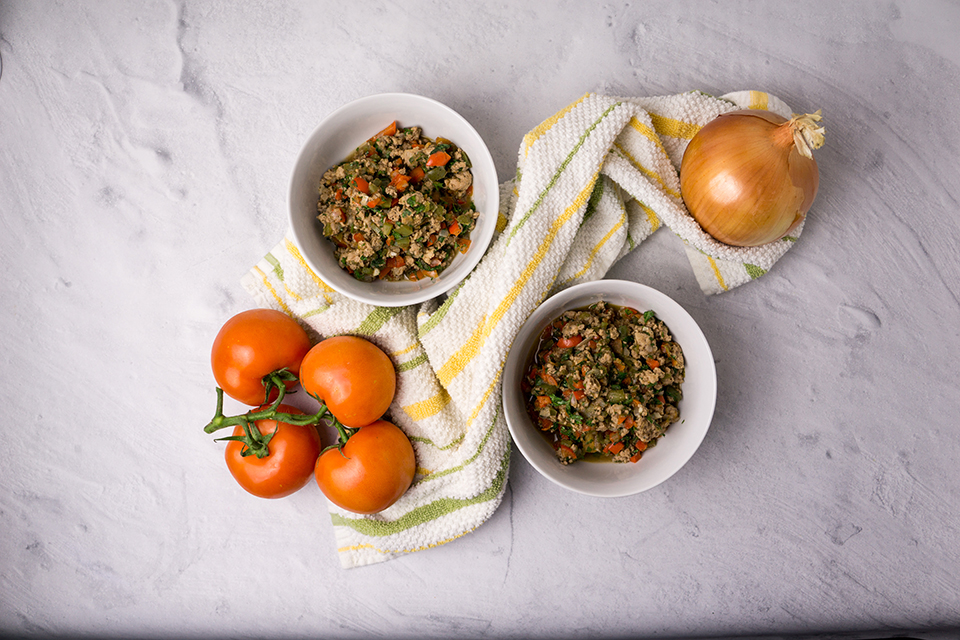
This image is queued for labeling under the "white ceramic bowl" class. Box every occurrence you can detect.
[502,280,717,497]
[288,93,499,307]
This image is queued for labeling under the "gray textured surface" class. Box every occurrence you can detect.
[1,1,958,639]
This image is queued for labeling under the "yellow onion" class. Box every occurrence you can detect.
[679,109,825,247]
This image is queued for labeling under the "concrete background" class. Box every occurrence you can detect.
[1,1,958,638]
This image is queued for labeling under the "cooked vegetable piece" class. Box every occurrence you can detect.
[523,301,685,465]
[316,123,476,282]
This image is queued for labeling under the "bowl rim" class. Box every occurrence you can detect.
[502,279,718,497]
[287,92,499,307]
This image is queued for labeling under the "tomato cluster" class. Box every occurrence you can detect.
[203,309,415,514]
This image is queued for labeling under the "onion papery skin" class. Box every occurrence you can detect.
[680,109,820,247]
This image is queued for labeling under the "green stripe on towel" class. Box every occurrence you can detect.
[418,405,501,483]
[264,253,284,280]
[508,102,622,241]
[355,307,403,336]
[395,353,429,372]
[330,450,509,537]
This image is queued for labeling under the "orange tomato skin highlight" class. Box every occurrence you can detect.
[299,336,396,428]
[224,405,322,499]
[211,309,312,406]
[315,420,415,514]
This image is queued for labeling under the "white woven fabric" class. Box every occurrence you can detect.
[241,89,803,568]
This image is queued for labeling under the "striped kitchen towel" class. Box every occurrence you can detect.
[241,90,805,568]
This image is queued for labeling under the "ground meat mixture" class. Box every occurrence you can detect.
[522,301,686,465]
[316,121,477,282]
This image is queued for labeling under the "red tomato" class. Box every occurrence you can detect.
[315,420,415,514]
[224,405,321,499]
[299,336,396,427]
[211,309,312,406]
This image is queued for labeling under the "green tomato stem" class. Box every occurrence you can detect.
[203,372,346,460]
[321,418,358,456]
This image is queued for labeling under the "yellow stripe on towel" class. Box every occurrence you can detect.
[561,209,627,285]
[613,143,681,200]
[436,174,599,388]
[465,368,503,427]
[706,255,729,291]
[251,265,294,316]
[638,200,661,233]
[389,342,421,358]
[649,113,700,140]
[749,90,769,110]
[284,238,336,304]
[402,388,452,421]
[337,528,475,556]
[523,93,588,157]
[627,116,671,158]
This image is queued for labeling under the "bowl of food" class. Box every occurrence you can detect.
[502,280,717,497]
[288,93,499,307]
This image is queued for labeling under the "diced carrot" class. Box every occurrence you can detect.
[448,221,462,236]
[335,188,344,201]
[538,417,554,431]
[427,234,437,246]
[572,390,585,401]
[383,257,402,276]
[629,452,643,463]
[646,358,660,369]
[409,166,425,182]
[623,416,635,429]
[365,195,381,208]
[354,176,370,194]
[371,121,397,139]
[457,238,470,253]
[353,232,365,242]
[535,396,552,409]
[541,373,558,387]
[606,442,624,455]
[426,151,451,167]
[390,170,410,192]
[588,339,598,350]
[556,336,583,349]
[635,440,647,452]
